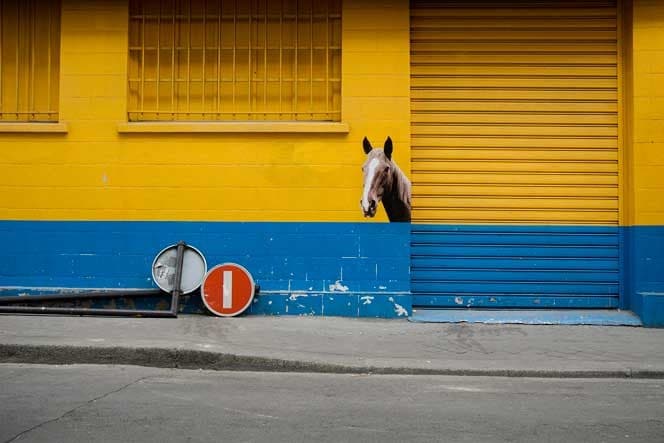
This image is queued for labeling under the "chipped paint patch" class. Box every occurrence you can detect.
[394,303,408,317]
[328,280,349,292]
[389,296,409,317]
[454,296,463,305]
[249,292,411,318]
[288,292,308,301]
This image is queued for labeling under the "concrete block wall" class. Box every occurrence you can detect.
[0,0,413,318]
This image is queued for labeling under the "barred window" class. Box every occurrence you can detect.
[128,0,341,122]
[0,0,60,122]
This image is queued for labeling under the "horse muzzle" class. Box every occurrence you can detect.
[361,199,377,218]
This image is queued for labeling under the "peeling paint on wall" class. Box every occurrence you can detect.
[328,281,349,292]
[389,296,408,317]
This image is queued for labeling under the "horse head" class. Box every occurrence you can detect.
[360,136,396,218]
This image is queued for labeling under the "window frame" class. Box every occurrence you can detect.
[126,0,344,126]
[0,0,62,127]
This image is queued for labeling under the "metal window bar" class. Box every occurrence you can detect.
[29,0,35,119]
[0,0,2,113]
[156,0,161,111]
[279,0,282,116]
[172,0,177,118]
[309,0,312,118]
[263,0,267,118]
[217,0,221,113]
[130,13,343,20]
[186,0,191,113]
[293,0,297,119]
[128,0,340,122]
[0,0,59,122]
[140,1,146,117]
[171,0,176,115]
[47,1,51,112]
[201,0,205,116]
[247,0,252,116]
[232,0,236,108]
[15,0,19,119]
[325,0,328,116]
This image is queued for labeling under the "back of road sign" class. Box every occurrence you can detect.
[201,263,255,317]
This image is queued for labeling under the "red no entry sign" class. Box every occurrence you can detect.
[201,263,255,317]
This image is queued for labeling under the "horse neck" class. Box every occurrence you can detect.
[382,164,411,222]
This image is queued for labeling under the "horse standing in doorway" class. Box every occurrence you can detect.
[360,136,412,222]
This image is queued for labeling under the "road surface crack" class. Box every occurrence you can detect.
[3,375,151,443]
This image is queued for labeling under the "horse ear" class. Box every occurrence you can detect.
[384,136,393,160]
[362,137,372,154]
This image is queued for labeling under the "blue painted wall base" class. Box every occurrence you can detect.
[3,221,664,325]
[249,292,410,317]
[0,221,411,318]
[625,226,664,328]
[632,292,664,328]
[0,287,412,318]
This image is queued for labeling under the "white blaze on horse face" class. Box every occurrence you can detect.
[362,157,380,215]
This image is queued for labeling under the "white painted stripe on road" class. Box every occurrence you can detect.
[223,270,233,309]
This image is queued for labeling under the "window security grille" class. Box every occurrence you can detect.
[0,0,60,122]
[128,0,341,121]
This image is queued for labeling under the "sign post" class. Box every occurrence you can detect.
[201,263,256,317]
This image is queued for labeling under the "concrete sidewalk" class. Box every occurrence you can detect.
[1,315,664,378]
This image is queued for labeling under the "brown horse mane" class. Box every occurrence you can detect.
[393,162,411,208]
[383,155,411,222]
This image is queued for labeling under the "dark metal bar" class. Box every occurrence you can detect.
[0,306,178,317]
[0,241,188,318]
[167,241,186,316]
[0,289,163,305]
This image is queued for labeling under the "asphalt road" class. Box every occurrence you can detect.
[1,364,663,443]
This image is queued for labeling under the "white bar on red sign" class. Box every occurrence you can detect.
[222,270,233,309]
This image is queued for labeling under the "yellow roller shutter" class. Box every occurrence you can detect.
[409,0,621,310]
[410,0,619,225]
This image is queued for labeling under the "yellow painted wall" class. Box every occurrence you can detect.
[0,0,410,222]
[630,0,664,225]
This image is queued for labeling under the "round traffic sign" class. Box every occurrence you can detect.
[201,263,255,317]
[151,244,207,294]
